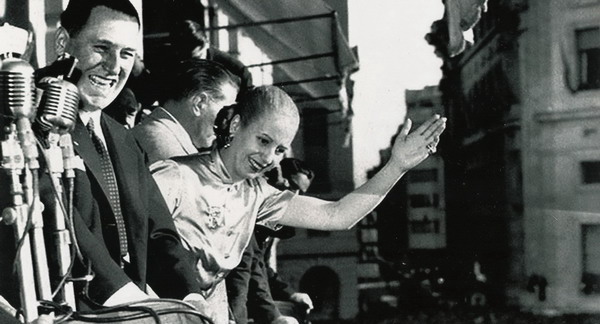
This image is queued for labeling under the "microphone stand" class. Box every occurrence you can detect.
[1,54,55,322]
[43,131,76,308]
[1,123,43,322]
[19,117,54,309]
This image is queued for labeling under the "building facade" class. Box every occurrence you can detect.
[404,86,446,251]
[429,0,600,314]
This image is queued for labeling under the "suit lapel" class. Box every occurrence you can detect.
[72,118,112,201]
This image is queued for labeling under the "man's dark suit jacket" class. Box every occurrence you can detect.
[0,113,200,310]
[226,234,280,324]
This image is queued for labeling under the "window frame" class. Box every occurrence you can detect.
[576,27,600,90]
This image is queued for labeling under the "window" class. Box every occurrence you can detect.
[409,216,440,234]
[582,225,600,294]
[408,169,438,183]
[581,161,600,184]
[409,194,439,208]
[303,109,330,192]
[307,229,330,237]
[577,27,600,90]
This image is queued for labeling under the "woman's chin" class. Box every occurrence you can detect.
[245,169,265,179]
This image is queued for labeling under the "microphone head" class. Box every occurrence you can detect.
[36,77,79,134]
[0,57,36,120]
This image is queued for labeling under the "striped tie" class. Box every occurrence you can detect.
[86,119,129,266]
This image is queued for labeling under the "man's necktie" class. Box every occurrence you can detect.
[86,119,129,265]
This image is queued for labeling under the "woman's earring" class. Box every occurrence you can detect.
[223,135,234,148]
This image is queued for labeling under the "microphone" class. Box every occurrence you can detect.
[35,77,79,135]
[32,56,80,308]
[35,55,80,138]
[0,57,36,119]
[0,56,39,169]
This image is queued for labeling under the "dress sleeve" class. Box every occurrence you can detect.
[149,159,183,216]
[255,177,296,230]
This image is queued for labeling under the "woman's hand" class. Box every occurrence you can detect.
[280,114,446,231]
[389,114,446,172]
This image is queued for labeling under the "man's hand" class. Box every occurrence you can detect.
[290,292,314,313]
[388,114,446,173]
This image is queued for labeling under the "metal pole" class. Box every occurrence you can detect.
[44,134,76,307]
[1,125,38,322]
[26,170,53,303]
[293,94,340,104]
[273,75,340,87]
[203,12,332,31]
[245,52,334,68]
[144,12,333,40]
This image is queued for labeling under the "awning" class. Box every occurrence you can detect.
[210,0,359,111]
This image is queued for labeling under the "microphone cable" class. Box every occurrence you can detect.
[40,298,215,324]
[10,170,37,276]
[34,136,91,301]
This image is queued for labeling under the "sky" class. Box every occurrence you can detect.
[348,0,445,184]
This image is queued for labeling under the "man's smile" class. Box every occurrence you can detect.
[89,74,118,89]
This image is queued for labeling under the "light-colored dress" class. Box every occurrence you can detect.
[150,149,295,324]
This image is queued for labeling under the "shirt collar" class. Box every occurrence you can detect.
[210,148,235,185]
[79,110,105,143]
[79,109,101,125]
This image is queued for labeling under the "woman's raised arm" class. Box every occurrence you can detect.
[279,114,446,230]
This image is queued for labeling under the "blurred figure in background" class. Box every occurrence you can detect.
[104,54,156,128]
[169,19,253,97]
[103,87,141,129]
[263,159,315,318]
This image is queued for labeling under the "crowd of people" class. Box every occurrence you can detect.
[0,0,446,323]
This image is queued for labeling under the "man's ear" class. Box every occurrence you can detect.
[55,27,70,56]
[229,114,241,135]
[191,93,209,117]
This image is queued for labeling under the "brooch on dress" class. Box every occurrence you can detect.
[206,205,225,229]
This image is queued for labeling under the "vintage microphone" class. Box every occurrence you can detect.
[0,53,49,322]
[34,54,80,309]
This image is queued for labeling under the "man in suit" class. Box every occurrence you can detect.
[27,0,204,310]
[132,59,238,164]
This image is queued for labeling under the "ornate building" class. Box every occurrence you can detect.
[429,0,600,313]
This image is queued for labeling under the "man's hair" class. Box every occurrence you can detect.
[264,158,314,192]
[60,0,140,36]
[162,59,239,103]
[280,158,314,182]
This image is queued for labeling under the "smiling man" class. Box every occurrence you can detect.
[56,4,138,111]
[32,0,203,310]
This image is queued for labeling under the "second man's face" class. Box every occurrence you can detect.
[64,6,139,112]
